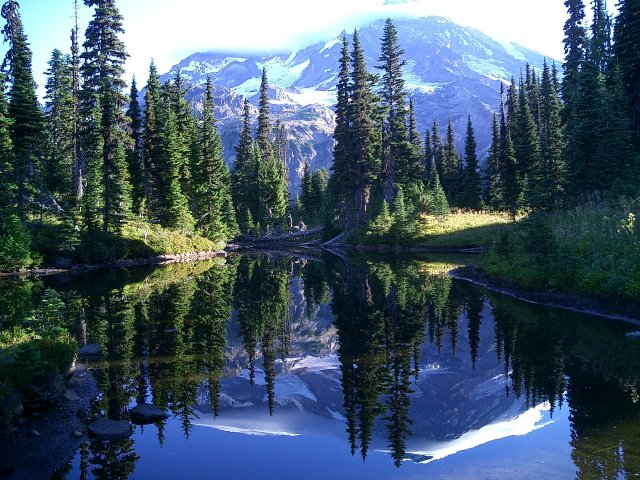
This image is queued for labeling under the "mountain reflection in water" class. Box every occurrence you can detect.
[2,252,637,479]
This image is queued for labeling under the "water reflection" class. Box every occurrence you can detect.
[8,252,636,477]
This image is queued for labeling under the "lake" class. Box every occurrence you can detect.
[3,252,640,479]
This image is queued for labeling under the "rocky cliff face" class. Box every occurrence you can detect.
[158,16,549,193]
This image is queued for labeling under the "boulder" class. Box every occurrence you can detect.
[129,403,168,425]
[87,419,133,440]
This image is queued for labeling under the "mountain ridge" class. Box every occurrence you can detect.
[156,16,551,193]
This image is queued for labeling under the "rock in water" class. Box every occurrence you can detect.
[87,419,132,440]
[77,343,102,358]
[129,403,168,425]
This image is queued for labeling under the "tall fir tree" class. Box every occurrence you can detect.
[0,75,13,210]
[70,0,82,202]
[157,93,194,230]
[515,72,540,206]
[80,0,131,234]
[143,61,162,218]
[257,67,271,160]
[441,117,462,203]
[44,49,74,205]
[529,60,565,211]
[614,0,640,142]
[484,111,502,209]
[377,18,410,201]
[126,76,144,215]
[193,77,237,239]
[458,116,482,210]
[345,29,380,227]
[329,34,353,223]
[231,98,255,230]
[2,0,45,219]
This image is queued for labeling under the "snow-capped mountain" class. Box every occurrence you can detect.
[159,17,550,193]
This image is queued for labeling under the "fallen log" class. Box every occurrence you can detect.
[240,227,323,243]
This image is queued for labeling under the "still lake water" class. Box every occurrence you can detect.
[6,252,640,479]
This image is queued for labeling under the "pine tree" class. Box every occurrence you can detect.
[309,168,328,224]
[529,60,565,211]
[329,34,353,223]
[2,0,45,219]
[614,0,640,141]
[423,128,432,181]
[441,117,462,202]
[458,115,482,210]
[562,0,587,196]
[377,18,411,201]
[82,95,104,231]
[80,0,131,234]
[143,61,162,219]
[300,160,312,219]
[431,118,444,184]
[231,98,255,230]
[500,100,520,219]
[193,77,237,239]
[590,0,611,73]
[158,94,194,230]
[406,96,425,182]
[126,76,144,216]
[0,77,13,211]
[44,49,74,205]
[485,111,502,208]
[515,72,540,207]
[257,67,271,159]
[169,70,194,202]
[346,29,380,227]
[70,0,82,203]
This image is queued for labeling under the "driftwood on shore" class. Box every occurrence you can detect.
[239,227,323,243]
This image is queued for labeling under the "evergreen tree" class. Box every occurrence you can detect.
[70,0,82,203]
[143,61,162,219]
[562,0,587,194]
[169,70,194,202]
[257,67,271,159]
[0,76,13,211]
[458,115,482,210]
[614,0,640,140]
[431,118,444,185]
[500,100,520,218]
[2,0,45,219]
[515,73,540,207]
[377,18,411,201]
[309,168,328,225]
[82,95,104,231]
[346,29,380,227]
[300,160,312,219]
[329,34,353,224]
[441,117,462,202]
[193,77,237,239]
[44,49,74,205]
[80,0,131,234]
[485,111,502,209]
[231,98,255,230]
[423,128,432,181]
[157,92,193,230]
[126,76,144,215]
[529,60,565,211]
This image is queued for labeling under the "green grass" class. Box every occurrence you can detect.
[29,214,225,265]
[481,197,640,302]
[349,210,513,249]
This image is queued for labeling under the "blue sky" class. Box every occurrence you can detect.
[0,0,618,98]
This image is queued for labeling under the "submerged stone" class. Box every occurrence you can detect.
[130,403,168,425]
[87,419,133,440]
